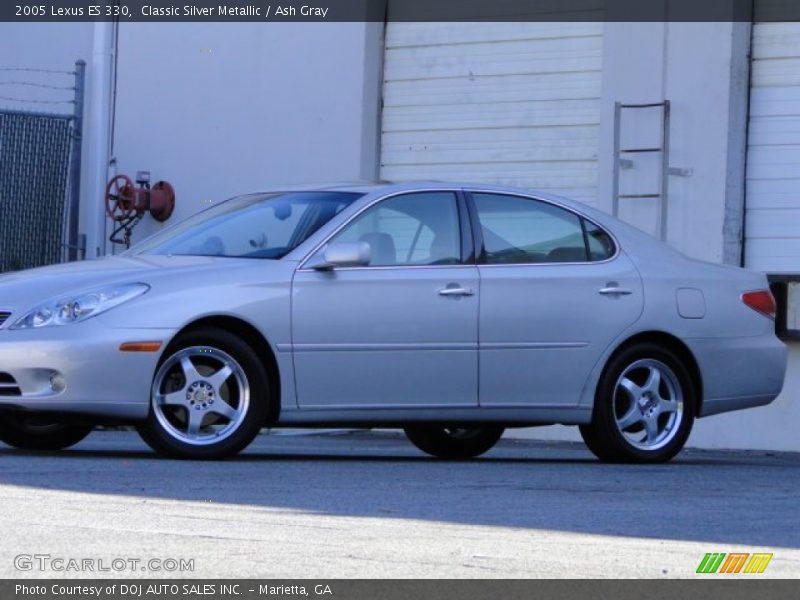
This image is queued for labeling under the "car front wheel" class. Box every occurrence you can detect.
[0,412,93,451]
[404,425,504,459]
[580,343,696,463]
[137,327,270,459]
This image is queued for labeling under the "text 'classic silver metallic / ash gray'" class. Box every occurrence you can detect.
[0,183,787,462]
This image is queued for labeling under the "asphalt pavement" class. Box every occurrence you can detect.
[0,430,797,578]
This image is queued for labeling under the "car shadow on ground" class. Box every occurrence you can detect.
[0,431,798,550]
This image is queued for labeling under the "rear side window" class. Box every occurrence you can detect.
[584,220,615,261]
[471,193,614,264]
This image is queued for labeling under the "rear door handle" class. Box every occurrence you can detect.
[438,287,475,297]
[598,287,633,296]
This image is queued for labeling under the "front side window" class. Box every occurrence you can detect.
[131,191,360,259]
[331,192,461,267]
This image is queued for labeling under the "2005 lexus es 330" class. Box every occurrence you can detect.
[0,182,787,462]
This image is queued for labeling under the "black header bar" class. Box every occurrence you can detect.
[3,0,800,23]
[4,580,800,600]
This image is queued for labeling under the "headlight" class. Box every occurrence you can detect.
[11,283,150,329]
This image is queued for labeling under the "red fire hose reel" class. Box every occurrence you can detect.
[105,171,175,247]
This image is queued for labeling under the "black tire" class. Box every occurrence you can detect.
[137,327,270,459]
[404,425,504,459]
[0,412,93,451]
[580,343,696,463]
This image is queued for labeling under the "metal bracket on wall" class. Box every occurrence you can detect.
[612,100,689,241]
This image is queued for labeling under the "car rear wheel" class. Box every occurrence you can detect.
[580,343,696,463]
[137,327,270,459]
[404,425,504,459]
[0,412,93,451]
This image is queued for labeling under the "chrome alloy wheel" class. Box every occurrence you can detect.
[151,346,250,446]
[613,358,684,451]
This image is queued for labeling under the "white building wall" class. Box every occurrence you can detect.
[107,22,383,247]
[594,22,750,263]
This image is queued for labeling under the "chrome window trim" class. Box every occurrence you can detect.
[298,263,479,273]
[465,189,620,267]
[297,188,468,272]
[297,187,621,272]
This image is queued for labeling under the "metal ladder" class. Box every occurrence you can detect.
[612,100,678,241]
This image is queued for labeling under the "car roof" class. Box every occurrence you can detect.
[250,181,390,194]
[253,180,580,200]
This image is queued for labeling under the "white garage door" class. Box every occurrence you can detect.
[380,22,604,205]
[746,22,800,272]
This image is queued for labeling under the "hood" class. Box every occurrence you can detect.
[0,254,282,316]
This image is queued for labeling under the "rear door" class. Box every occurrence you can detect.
[468,191,644,407]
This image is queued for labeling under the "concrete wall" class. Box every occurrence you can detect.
[106,22,383,249]
[595,22,750,263]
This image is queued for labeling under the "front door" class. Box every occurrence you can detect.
[292,191,479,409]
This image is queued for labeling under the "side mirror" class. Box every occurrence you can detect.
[308,241,371,270]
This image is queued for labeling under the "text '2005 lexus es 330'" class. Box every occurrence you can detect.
[0,182,787,462]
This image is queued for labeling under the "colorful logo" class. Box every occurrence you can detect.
[696,552,773,574]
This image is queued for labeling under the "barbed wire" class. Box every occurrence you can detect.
[0,96,75,105]
[0,81,75,90]
[0,66,78,111]
[0,67,76,75]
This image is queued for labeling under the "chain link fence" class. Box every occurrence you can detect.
[0,63,84,273]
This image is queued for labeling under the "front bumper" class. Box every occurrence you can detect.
[0,322,175,420]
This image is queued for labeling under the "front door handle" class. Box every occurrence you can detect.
[438,287,475,297]
[598,287,633,296]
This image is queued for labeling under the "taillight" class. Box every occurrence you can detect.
[742,290,776,320]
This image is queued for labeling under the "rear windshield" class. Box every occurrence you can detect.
[131,191,361,259]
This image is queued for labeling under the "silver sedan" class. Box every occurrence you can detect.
[0,183,787,462]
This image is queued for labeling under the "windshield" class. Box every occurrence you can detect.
[131,191,362,259]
